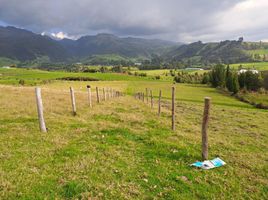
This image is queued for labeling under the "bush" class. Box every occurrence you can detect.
[174,71,205,84]
[155,75,161,80]
[19,79,25,85]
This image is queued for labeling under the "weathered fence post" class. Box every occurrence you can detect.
[158,90,162,116]
[202,97,211,160]
[142,92,145,103]
[35,88,47,132]
[110,88,113,98]
[96,87,100,103]
[150,90,153,108]
[103,88,106,101]
[87,85,92,108]
[70,87,77,116]
[146,88,149,104]
[172,86,175,131]
[106,88,109,100]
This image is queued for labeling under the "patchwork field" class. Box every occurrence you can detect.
[230,62,268,71]
[0,68,267,199]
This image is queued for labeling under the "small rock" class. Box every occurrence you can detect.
[143,178,148,183]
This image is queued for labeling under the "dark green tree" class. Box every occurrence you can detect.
[238,72,246,89]
[225,65,234,92]
[232,73,240,94]
[263,73,268,90]
[209,64,226,88]
[244,71,262,91]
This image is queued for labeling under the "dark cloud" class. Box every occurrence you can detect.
[0,0,267,42]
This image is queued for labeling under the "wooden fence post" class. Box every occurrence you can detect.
[70,87,77,116]
[146,88,149,104]
[35,88,47,132]
[202,97,211,160]
[103,88,106,101]
[158,90,162,116]
[87,85,92,108]
[150,90,153,108]
[106,88,109,100]
[172,86,175,131]
[142,92,145,102]
[96,87,100,103]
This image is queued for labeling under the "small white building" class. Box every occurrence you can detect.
[2,66,10,69]
[134,62,142,66]
[238,69,259,74]
[185,68,204,70]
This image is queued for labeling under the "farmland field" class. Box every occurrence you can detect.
[230,62,268,70]
[0,68,267,199]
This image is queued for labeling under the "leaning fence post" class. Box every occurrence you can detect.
[202,97,211,160]
[70,87,77,116]
[150,90,153,108]
[158,90,162,116]
[96,87,100,103]
[87,85,92,108]
[35,88,47,132]
[172,86,175,131]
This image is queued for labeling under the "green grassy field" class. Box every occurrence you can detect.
[237,91,268,106]
[230,62,268,70]
[0,68,157,85]
[0,68,267,199]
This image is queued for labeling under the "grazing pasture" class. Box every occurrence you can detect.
[230,62,268,71]
[0,68,267,199]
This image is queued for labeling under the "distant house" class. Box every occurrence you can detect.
[238,69,259,74]
[2,66,11,69]
[134,62,142,66]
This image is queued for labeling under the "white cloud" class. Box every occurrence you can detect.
[51,32,75,40]
[215,0,268,40]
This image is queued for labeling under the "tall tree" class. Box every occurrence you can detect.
[232,73,240,94]
[226,65,234,92]
[209,64,226,88]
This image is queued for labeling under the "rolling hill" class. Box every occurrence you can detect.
[0,26,178,63]
[1,26,268,67]
[164,39,253,65]
[0,26,70,61]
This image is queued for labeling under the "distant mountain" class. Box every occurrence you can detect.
[0,26,262,66]
[0,26,178,62]
[164,39,253,64]
[0,26,70,61]
[59,33,177,58]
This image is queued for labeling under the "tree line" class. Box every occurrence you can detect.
[173,64,267,94]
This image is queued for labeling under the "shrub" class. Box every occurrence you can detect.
[155,75,161,80]
[19,79,25,85]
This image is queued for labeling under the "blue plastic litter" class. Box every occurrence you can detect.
[191,157,226,169]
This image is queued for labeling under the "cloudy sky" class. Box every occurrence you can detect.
[0,0,267,42]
